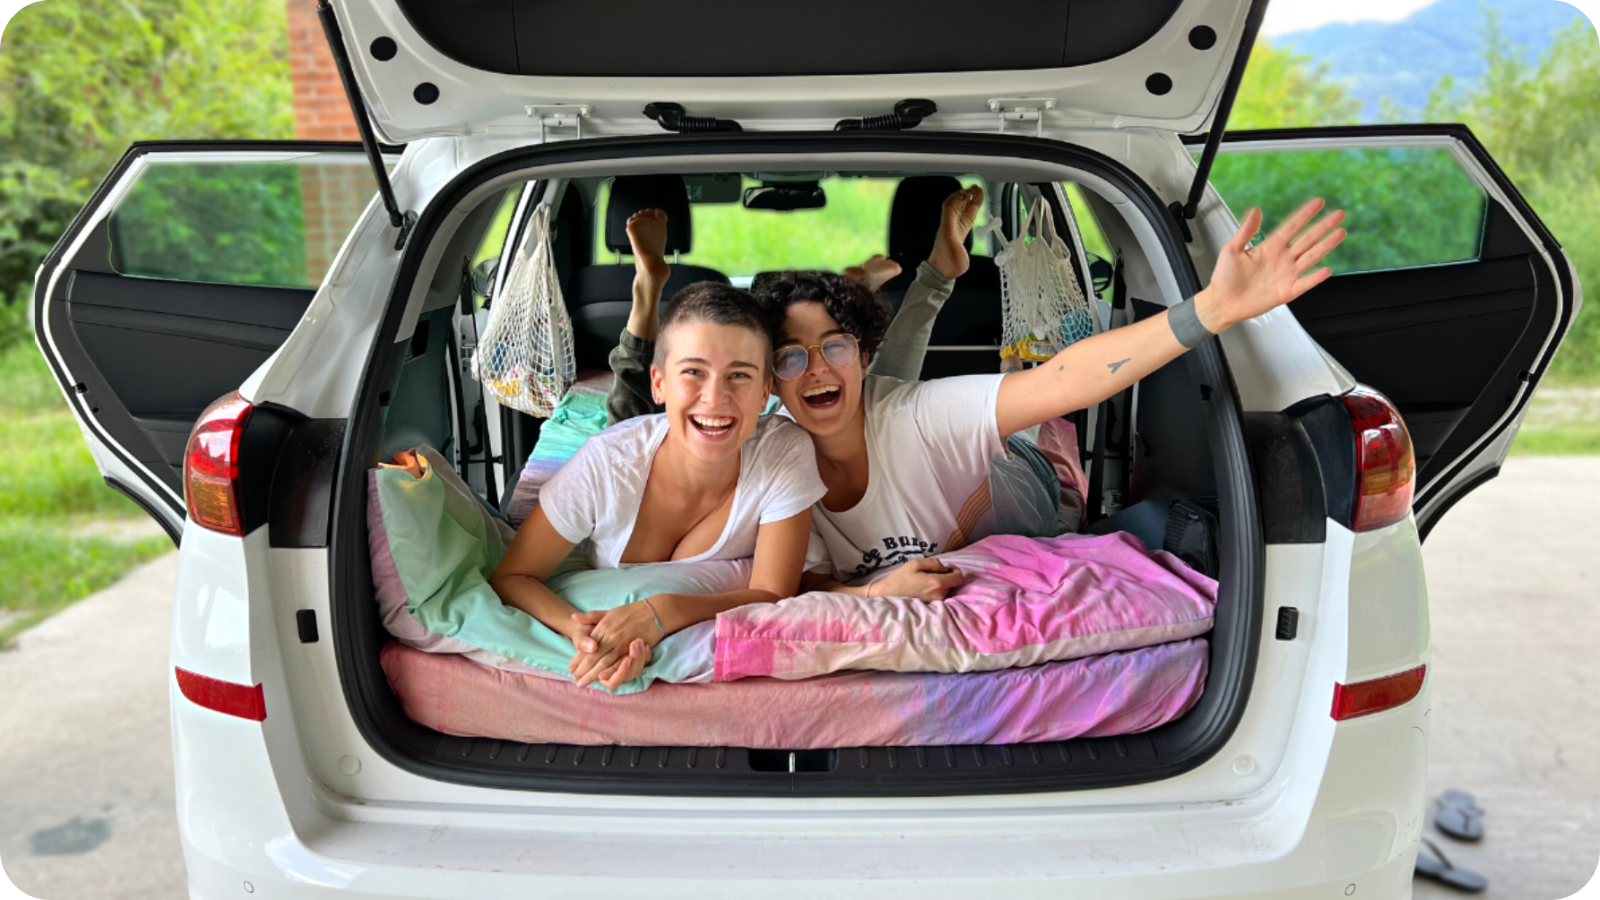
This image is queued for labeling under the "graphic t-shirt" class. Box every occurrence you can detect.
[807,373,1007,580]
[540,414,826,569]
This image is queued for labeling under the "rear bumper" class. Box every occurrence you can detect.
[175,682,1429,899]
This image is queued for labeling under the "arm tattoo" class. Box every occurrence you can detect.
[1107,358,1131,374]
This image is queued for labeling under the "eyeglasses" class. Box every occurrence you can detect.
[773,334,859,381]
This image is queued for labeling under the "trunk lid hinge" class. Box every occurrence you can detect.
[987,98,1057,137]
[315,0,412,245]
[525,104,593,142]
[1172,0,1270,244]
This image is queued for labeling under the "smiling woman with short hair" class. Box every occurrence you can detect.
[489,280,824,692]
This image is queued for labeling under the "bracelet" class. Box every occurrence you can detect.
[866,580,879,600]
[642,598,667,636]
[1167,297,1216,350]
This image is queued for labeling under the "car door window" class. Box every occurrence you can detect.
[1203,145,1486,275]
[109,152,380,289]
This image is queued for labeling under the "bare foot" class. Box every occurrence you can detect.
[928,186,985,280]
[627,208,671,293]
[843,254,901,293]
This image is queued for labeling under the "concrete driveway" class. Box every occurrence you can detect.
[1,458,1597,900]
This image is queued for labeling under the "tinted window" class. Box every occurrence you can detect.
[109,153,379,289]
[1204,146,1486,275]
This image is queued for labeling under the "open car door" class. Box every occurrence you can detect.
[32,142,386,543]
[1198,124,1581,538]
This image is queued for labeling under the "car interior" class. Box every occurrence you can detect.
[336,162,1248,795]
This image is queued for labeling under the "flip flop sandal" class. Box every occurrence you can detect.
[1415,838,1488,893]
[1436,789,1485,842]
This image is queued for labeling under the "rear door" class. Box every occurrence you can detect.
[1198,124,1580,537]
[33,142,386,540]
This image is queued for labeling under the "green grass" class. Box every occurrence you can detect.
[1510,425,1600,455]
[0,520,169,642]
[1509,385,1600,455]
[0,337,171,646]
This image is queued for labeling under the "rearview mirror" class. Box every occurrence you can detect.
[742,182,826,211]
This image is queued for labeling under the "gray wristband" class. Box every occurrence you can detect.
[1167,297,1215,350]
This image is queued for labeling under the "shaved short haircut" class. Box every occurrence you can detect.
[654,282,775,376]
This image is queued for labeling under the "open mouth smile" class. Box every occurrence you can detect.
[800,384,842,409]
[689,414,738,439]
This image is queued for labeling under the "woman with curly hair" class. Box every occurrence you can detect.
[611,186,1347,605]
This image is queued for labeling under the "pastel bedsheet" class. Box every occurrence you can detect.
[382,637,1209,748]
[716,531,1216,682]
[373,447,1215,692]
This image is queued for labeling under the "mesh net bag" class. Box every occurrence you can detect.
[986,196,1096,364]
[472,204,575,417]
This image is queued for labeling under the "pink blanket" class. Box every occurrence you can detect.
[715,532,1216,682]
[382,638,1209,748]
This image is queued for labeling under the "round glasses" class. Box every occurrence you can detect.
[773,334,859,381]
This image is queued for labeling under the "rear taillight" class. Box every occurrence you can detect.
[184,392,253,536]
[1341,387,1414,532]
[1331,665,1426,721]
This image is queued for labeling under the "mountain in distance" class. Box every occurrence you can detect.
[1271,0,1594,119]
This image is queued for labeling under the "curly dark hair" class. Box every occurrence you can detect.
[751,270,892,358]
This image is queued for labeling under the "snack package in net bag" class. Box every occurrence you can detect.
[983,195,1097,365]
[472,204,575,416]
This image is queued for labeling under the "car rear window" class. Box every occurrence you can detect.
[591,175,990,279]
[108,152,380,289]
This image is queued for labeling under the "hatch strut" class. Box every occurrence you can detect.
[1171,0,1271,243]
[316,0,414,247]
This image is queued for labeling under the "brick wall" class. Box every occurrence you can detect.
[286,0,358,141]
[286,0,372,284]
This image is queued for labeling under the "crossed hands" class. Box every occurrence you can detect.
[1196,197,1348,333]
[567,598,667,691]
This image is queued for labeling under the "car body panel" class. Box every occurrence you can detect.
[328,0,1261,143]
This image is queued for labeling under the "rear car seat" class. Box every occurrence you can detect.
[565,174,729,370]
[877,175,1004,380]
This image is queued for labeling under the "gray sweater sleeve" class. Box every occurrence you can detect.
[605,330,662,426]
[867,262,956,382]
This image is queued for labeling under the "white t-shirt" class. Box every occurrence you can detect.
[539,414,826,569]
[807,374,1007,581]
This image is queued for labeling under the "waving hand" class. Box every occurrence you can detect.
[1196,198,1347,332]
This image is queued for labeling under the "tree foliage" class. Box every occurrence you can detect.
[0,0,293,328]
[1230,42,1363,129]
[1428,15,1600,379]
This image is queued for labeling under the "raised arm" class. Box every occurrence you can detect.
[568,508,816,689]
[996,199,1346,438]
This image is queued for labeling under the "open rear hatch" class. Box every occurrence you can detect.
[325,0,1260,140]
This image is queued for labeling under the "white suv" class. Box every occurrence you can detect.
[32,0,1580,896]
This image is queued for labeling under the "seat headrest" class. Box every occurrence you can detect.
[604,175,692,255]
[888,175,971,263]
